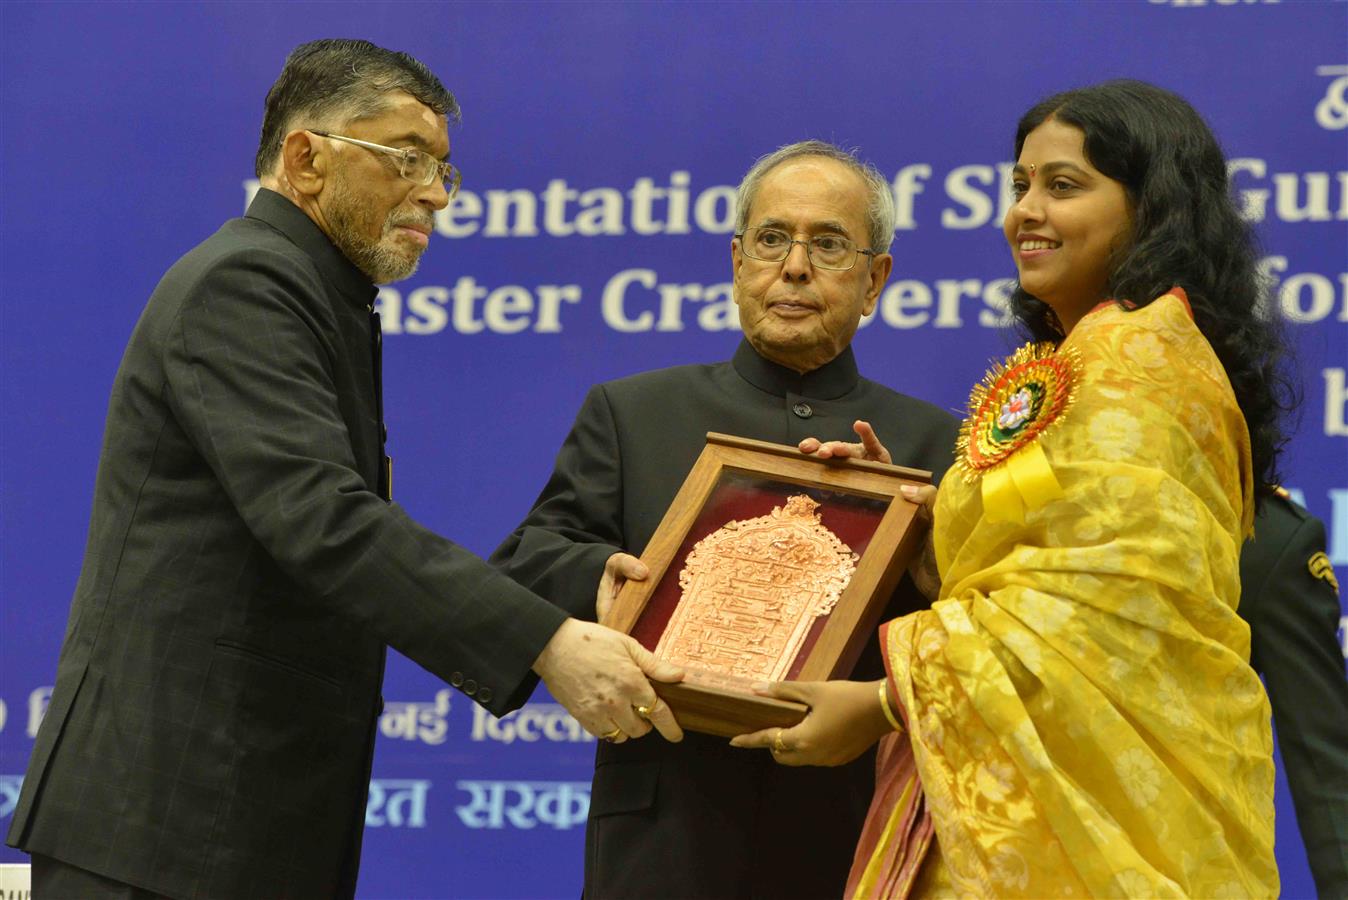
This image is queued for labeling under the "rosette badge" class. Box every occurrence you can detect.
[957,342,1081,524]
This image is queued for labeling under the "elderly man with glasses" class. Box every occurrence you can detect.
[7,38,681,899]
[492,140,959,899]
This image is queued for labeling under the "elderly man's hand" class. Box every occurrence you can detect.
[597,552,647,625]
[533,618,684,743]
[900,482,941,601]
[798,419,891,464]
[800,420,942,601]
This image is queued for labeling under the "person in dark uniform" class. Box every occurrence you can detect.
[1240,488,1348,899]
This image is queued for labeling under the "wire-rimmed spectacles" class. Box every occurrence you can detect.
[309,130,461,198]
[735,226,876,271]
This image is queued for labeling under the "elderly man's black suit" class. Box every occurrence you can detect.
[492,340,959,899]
[6,189,567,899]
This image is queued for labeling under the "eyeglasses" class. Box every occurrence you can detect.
[309,130,461,198]
[735,226,876,271]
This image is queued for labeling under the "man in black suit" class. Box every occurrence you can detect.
[1240,490,1347,899]
[491,141,960,899]
[6,39,680,899]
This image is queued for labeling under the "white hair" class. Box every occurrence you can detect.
[734,140,896,254]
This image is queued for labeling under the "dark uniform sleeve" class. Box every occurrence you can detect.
[164,249,566,714]
[490,384,626,621]
[1241,501,1348,899]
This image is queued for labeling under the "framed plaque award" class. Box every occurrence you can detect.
[603,433,932,738]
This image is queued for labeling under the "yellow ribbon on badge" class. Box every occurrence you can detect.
[981,442,1064,524]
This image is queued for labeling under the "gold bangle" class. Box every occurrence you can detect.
[878,682,903,732]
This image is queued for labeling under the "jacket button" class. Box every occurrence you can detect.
[450,672,464,687]
[477,686,493,703]
[792,402,813,419]
[463,679,478,695]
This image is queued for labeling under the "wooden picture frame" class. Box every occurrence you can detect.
[604,433,932,738]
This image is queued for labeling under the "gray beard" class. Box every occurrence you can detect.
[325,183,422,285]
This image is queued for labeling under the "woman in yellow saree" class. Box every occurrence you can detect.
[732,81,1291,898]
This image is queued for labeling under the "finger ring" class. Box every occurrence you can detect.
[600,727,623,742]
[634,704,653,718]
[771,729,787,755]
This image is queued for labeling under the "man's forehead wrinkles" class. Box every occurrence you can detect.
[751,169,868,238]
[384,132,430,148]
[384,132,451,158]
[754,215,854,237]
[348,97,449,155]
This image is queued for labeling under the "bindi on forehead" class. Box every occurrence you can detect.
[1012,160,1091,179]
[1017,120,1094,171]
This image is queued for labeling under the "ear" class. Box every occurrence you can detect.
[280,130,326,198]
[730,237,745,305]
[862,252,893,317]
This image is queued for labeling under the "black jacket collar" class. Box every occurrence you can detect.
[731,338,860,400]
[244,188,377,309]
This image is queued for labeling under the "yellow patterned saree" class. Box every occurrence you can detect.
[849,292,1278,898]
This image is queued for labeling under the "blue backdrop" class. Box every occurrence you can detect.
[1,2,1345,897]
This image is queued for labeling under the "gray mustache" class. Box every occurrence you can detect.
[388,215,434,231]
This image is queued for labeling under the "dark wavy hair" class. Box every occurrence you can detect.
[1009,79,1293,493]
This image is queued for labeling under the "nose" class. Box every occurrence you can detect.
[1009,187,1044,229]
[413,178,451,212]
[780,239,813,283]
